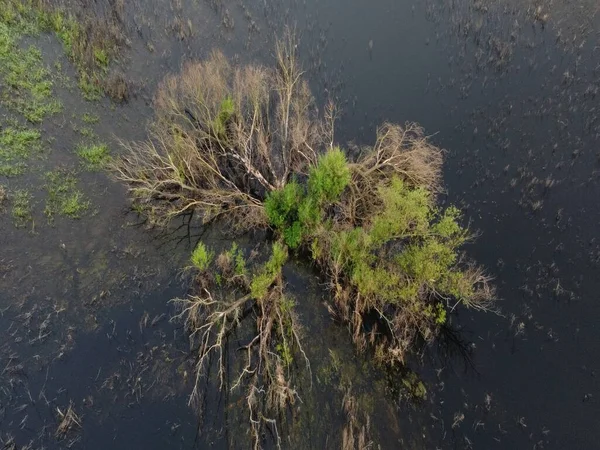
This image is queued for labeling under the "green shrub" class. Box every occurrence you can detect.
[191,242,213,271]
[265,180,306,248]
[369,178,430,246]
[76,142,111,170]
[265,180,303,229]
[225,242,247,276]
[250,242,288,298]
[308,147,350,204]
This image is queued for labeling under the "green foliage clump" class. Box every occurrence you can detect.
[250,242,288,299]
[308,147,350,204]
[265,148,351,248]
[369,178,430,245]
[191,242,213,271]
[265,180,303,229]
[44,169,90,220]
[265,180,305,248]
[76,142,111,170]
[262,146,485,357]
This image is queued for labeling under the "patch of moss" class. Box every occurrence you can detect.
[44,169,90,220]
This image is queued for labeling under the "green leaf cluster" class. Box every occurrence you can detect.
[212,95,235,139]
[191,241,214,271]
[265,148,351,248]
[307,147,350,204]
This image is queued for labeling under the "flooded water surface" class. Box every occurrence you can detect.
[1,0,599,448]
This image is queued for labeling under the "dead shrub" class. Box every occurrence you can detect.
[172,242,309,449]
[114,32,333,230]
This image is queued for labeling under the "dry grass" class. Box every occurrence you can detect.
[55,401,81,439]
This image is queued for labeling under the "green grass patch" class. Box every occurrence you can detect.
[11,188,32,227]
[0,124,42,176]
[75,142,111,170]
[44,169,90,220]
[0,21,62,123]
[0,0,121,102]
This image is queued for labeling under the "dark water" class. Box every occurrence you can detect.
[1,0,600,448]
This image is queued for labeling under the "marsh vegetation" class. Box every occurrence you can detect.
[115,35,495,447]
[1,0,599,448]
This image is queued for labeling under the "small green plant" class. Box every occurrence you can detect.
[44,170,90,220]
[76,142,111,170]
[276,341,293,367]
[11,189,32,227]
[191,242,213,271]
[213,95,235,138]
[93,48,109,69]
[265,180,305,248]
[250,243,288,299]
[225,242,247,276]
[401,371,427,400]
